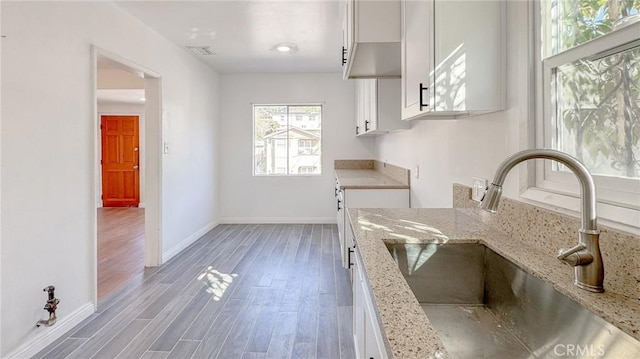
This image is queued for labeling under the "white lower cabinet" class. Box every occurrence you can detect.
[336,185,345,258]
[353,244,388,359]
[335,185,409,269]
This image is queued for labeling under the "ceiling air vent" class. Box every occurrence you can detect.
[185,46,216,56]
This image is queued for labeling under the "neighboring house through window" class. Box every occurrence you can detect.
[298,166,317,174]
[253,104,322,175]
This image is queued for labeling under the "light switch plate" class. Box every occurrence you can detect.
[472,177,488,202]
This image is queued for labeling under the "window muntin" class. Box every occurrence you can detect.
[253,105,322,176]
[540,0,640,211]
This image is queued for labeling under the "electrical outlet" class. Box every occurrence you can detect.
[414,165,419,179]
[472,177,488,202]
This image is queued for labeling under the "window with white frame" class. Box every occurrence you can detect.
[537,0,640,217]
[253,104,322,176]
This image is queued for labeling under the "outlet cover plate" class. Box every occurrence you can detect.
[472,177,488,202]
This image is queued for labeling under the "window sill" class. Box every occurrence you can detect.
[520,187,640,236]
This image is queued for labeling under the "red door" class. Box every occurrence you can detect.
[101,115,140,207]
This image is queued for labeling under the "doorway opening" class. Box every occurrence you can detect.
[93,48,162,302]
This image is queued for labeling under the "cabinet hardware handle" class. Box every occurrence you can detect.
[348,247,354,268]
[337,199,342,211]
[355,125,359,135]
[342,46,347,66]
[419,83,429,111]
[365,120,370,132]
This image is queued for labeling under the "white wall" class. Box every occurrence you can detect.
[97,69,145,89]
[0,1,3,355]
[96,103,147,208]
[375,0,531,207]
[1,2,220,355]
[219,73,375,222]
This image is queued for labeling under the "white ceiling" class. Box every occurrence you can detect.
[116,0,344,74]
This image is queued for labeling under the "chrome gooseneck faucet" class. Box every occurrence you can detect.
[480,149,604,293]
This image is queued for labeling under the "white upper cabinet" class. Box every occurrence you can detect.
[342,0,401,79]
[401,0,505,120]
[355,79,410,136]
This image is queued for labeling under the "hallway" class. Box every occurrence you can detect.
[35,224,355,359]
[98,208,145,299]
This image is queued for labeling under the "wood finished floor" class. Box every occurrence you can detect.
[36,224,355,359]
[98,208,145,299]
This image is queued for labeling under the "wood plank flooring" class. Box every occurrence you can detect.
[36,224,355,359]
[98,208,145,299]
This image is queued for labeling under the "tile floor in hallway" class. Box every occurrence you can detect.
[35,224,355,359]
[98,207,145,300]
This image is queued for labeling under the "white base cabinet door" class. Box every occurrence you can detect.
[335,186,409,269]
[353,246,388,359]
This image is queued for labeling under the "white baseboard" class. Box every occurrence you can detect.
[220,217,336,224]
[4,302,95,359]
[162,220,219,263]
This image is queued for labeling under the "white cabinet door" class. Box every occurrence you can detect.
[336,187,409,269]
[353,249,366,358]
[401,0,432,120]
[356,79,408,136]
[344,0,401,78]
[353,248,389,359]
[342,0,355,78]
[365,79,378,133]
[355,79,377,136]
[355,80,363,135]
[401,0,504,119]
[336,189,345,257]
[364,298,387,359]
[355,79,373,136]
[344,218,355,271]
[432,0,504,113]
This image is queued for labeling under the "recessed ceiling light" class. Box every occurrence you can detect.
[139,97,146,101]
[272,43,298,54]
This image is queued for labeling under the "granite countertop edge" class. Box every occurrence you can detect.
[347,207,640,359]
[335,169,410,190]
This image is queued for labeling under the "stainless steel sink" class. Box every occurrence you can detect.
[386,243,640,359]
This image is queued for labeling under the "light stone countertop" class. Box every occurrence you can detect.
[347,207,640,359]
[335,169,409,190]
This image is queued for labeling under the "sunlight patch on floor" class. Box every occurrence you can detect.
[198,266,237,301]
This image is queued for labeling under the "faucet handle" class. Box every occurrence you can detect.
[557,243,593,267]
[557,243,586,259]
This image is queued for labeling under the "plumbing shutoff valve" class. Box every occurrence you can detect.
[36,285,60,328]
